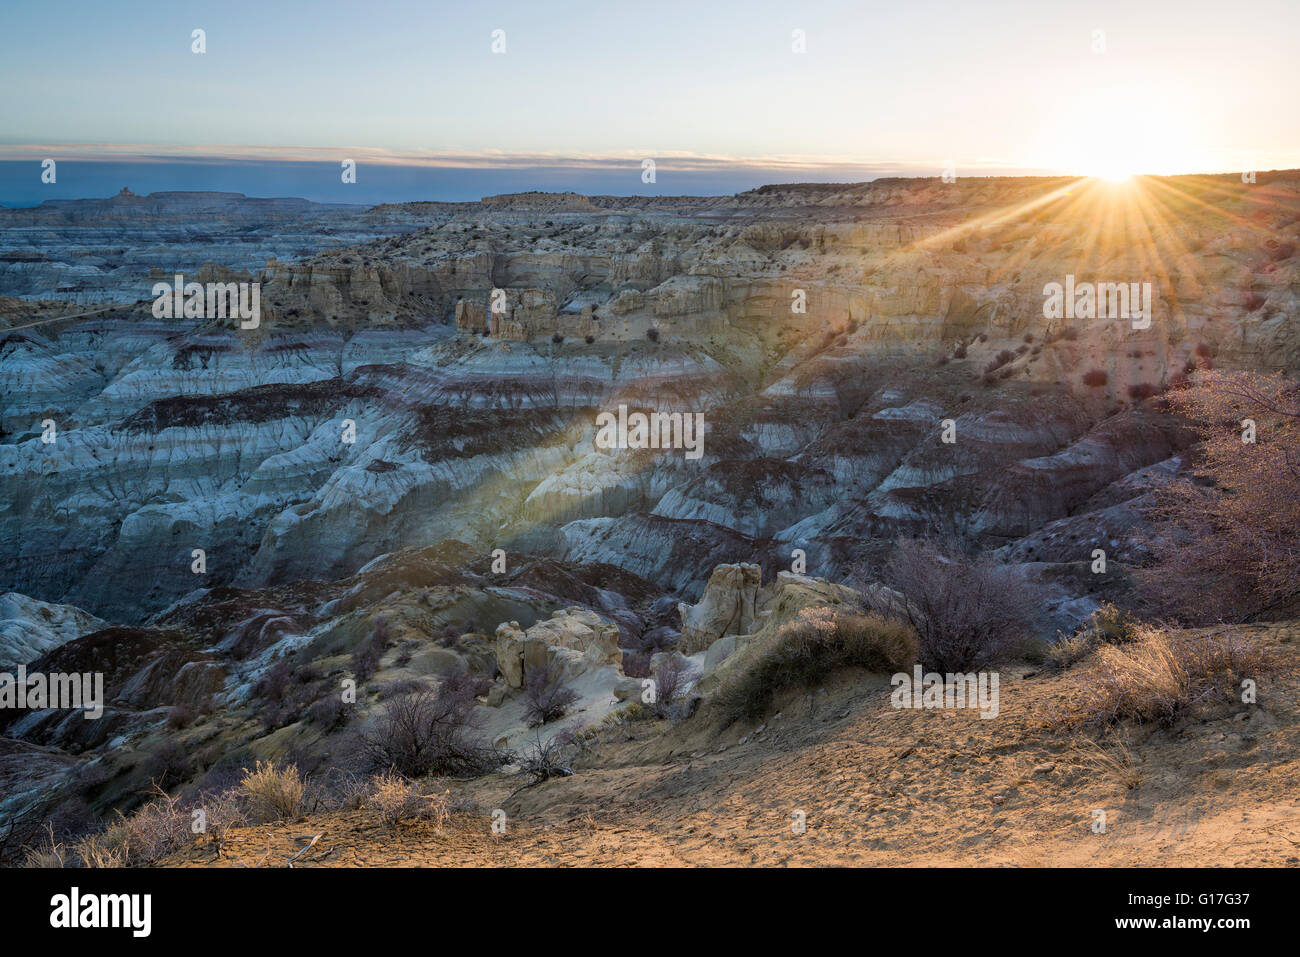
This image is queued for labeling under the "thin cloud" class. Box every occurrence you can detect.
[0,143,1059,178]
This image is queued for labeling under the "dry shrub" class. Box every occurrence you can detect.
[649,655,689,719]
[440,667,491,700]
[367,772,450,829]
[55,787,197,867]
[1044,603,1142,670]
[883,537,1038,672]
[984,349,1016,374]
[1143,370,1300,621]
[24,843,68,868]
[510,731,577,797]
[23,824,70,868]
[622,650,651,678]
[31,783,251,868]
[240,761,305,823]
[717,608,917,725]
[254,659,292,701]
[311,767,372,811]
[1088,602,1142,643]
[1056,624,1275,729]
[141,738,192,785]
[352,617,391,681]
[363,687,501,777]
[1070,737,1143,790]
[71,827,132,868]
[308,693,347,730]
[523,657,579,726]
[198,790,249,856]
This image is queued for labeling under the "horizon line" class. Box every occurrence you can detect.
[4,143,1293,180]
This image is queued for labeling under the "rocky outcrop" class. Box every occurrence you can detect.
[0,593,106,670]
[678,564,762,654]
[494,606,623,688]
[675,565,873,687]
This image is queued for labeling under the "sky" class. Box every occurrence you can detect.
[1,0,1297,204]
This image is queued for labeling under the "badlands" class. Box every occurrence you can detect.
[1,172,1298,865]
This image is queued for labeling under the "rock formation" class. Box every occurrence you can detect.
[494,606,623,688]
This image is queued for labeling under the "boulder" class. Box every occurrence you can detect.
[613,675,644,702]
[702,633,740,673]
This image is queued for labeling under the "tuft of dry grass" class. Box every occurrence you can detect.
[1044,631,1097,670]
[718,608,917,725]
[33,786,200,868]
[1070,736,1143,790]
[1054,623,1276,729]
[1088,602,1143,644]
[367,772,450,829]
[1044,602,1147,671]
[241,761,305,823]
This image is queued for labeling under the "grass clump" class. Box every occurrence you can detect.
[717,608,916,725]
[240,761,305,823]
[367,772,450,829]
[1054,623,1275,729]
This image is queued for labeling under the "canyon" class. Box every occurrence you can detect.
[1,172,1297,855]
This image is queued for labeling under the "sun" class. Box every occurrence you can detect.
[1035,79,1205,182]
[1092,163,1139,184]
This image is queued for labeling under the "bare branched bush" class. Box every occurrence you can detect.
[254,659,292,701]
[1142,370,1300,621]
[352,617,391,681]
[142,738,192,785]
[649,655,690,720]
[440,667,491,700]
[508,731,576,799]
[717,607,917,724]
[240,761,305,823]
[523,658,579,726]
[58,786,197,867]
[197,790,248,858]
[881,537,1037,672]
[308,693,347,730]
[363,687,501,777]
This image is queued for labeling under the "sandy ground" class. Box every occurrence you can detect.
[163,624,1300,867]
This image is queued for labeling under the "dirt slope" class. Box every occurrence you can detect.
[163,623,1300,867]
